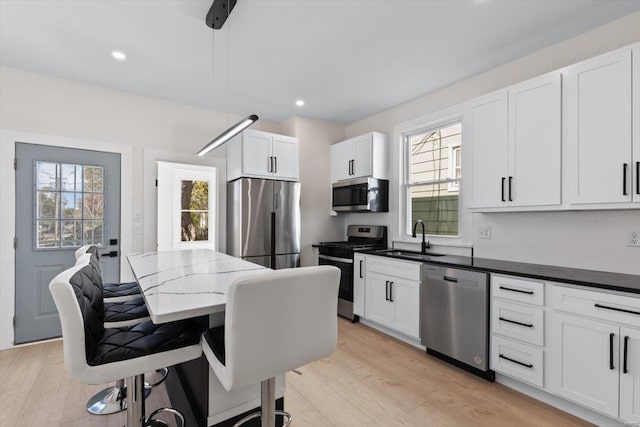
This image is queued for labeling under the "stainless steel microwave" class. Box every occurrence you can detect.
[332,177,389,212]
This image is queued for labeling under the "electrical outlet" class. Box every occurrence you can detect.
[628,230,640,247]
[478,226,492,240]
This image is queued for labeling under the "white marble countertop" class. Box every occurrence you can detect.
[127,249,269,324]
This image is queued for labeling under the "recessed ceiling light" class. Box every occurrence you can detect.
[111,50,126,61]
[295,99,305,107]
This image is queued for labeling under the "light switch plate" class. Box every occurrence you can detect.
[478,226,492,239]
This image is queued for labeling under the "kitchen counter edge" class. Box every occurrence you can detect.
[361,250,640,295]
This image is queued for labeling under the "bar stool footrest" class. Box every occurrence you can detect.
[231,410,292,427]
[146,407,185,427]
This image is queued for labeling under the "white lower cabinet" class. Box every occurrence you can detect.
[491,335,544,388]
[363,256,420,340]
[550,286,640,423]
[550,313,620,418]
[620,327,640,423]
[491,275,640,424]
[353,253,366,317]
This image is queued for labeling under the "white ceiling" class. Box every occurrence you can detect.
[1,0,639,125]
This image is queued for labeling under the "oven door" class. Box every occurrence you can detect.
[318,254,354,303]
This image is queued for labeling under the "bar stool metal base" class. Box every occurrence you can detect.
[125,375,185,427]
[232,378,292,427]
[86,380,151,415]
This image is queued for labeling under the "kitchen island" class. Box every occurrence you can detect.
[127,249,285,427]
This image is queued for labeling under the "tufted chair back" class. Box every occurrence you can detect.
[212,266,341,391]
[50,258,106,381]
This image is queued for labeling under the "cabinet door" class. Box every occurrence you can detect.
[389,278,420,339]
[467,90,509,208]
[550,313,619,418]
[353,254,366,317]
[332,142,354,181]
[508,72,561,207]
[620,327,640,424]
[352,135,372,178]
[242,131,272,178]
[271,136,299,181]
[365,272,391,326]
[566,49,633,204]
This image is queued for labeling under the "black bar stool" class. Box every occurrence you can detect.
[49,262,202,426]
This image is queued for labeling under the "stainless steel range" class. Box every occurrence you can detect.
[317,225,387,321]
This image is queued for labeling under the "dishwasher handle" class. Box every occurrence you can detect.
[443,276,458,283]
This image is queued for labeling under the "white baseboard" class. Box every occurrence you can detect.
[496,374,627,427]
[359,319,424,350]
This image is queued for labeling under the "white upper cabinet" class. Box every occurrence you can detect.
[508,73,562,207]
[467,90,509,208]
[227,129,299,182]
[565,48,637,205]
[330,132,388,182]
[468,72,561,209]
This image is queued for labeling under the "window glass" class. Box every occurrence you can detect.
[406,122,461,237]
[34,161,105,249]
[180,180,209,241]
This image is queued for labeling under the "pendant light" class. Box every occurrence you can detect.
[197,0,258,156]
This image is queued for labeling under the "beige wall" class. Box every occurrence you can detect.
[343,12,640,274]
[0,65,283,254]
[282,115,346,266]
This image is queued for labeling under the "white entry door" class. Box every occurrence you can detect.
[14,143,121,344]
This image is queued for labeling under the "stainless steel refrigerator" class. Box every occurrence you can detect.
[227,177,301,269]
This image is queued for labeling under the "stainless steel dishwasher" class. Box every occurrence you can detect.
[420,264,494,381]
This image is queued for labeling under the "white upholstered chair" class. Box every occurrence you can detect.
[202,265,341,427]
[50,261,202,426]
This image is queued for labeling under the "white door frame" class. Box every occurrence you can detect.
[156,161,217,251]
[0,129,133,350]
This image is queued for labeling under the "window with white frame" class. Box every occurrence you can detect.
[156,162,217,251]
[405,121,462,237]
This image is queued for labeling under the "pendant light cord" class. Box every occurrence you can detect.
[226,0,230,129]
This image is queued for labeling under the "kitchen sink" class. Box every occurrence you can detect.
[376,249,446,260]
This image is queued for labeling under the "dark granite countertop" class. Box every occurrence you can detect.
[362,250,640,295]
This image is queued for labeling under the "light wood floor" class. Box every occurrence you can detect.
[0,319,592,427]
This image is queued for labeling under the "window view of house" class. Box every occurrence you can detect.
[406,122,462,236]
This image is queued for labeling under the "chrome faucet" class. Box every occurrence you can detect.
[411,220,431,254]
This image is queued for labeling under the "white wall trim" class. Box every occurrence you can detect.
[143,149,227,254]
[0,129,133,350]
[391,103,472,248]
[156,161,217,251]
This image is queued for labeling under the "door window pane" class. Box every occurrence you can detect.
[84,166,104,193]
[83,194,104,219]
[36,162,59,190]
[33,162,105,249]
[61,164,82,191]
[61,220,82,246]
[180,180,210,242]
[37,220,59,248]
[84,220,103,245]
[37,192,59,219]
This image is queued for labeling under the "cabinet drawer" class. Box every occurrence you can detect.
[492,300,544,346]
[552,285,640,327]
[491,335,544,388]
[492,274,544,306]
[366,255,421,281]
